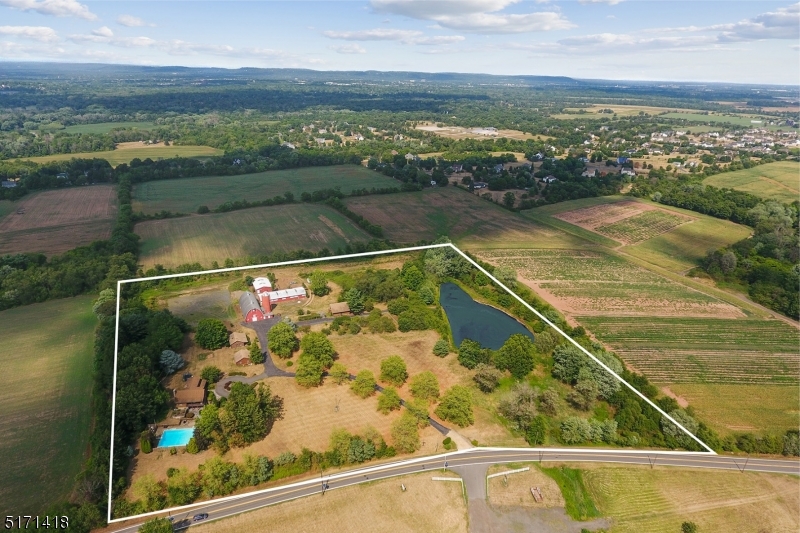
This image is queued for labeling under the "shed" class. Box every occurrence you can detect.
[229,331,248,348]
[239,291,267,322]
[329,302,351,316]
[233,349,251,366]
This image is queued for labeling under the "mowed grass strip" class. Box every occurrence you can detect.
[62,121,156,134]
[132,165,397,214]
[0,185,117,255]
[344,187,584,248]
[666,384,800,435]
[189,472,468,533]
[582,465,799,533]
[703,161,800,203]
[135,204,371,267]
[0,296,96,515]
[17,144,222,167]
[577,316,800,384]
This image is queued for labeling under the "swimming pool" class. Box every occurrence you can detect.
[157,428,194,448]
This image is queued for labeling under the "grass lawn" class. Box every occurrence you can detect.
[63,121,156,134]
[189,472,467,533]
[660,112,787,130]
[0,296,96,515]
[135,203,371,268]
[17,144,222,167]
[132,165,397,214]
[345,187,586,249]
[666,383,800,435]
[703,161,800,204]
[582,465,799,533]
[0,199,14,223]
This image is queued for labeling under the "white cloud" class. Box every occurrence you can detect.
[117,14,152,28]
[578,0,624,5]
[323,28,465,45]
[713,3,800,42]
[0,0,96,20]
[329,43,367,54]
[92,26,113,38]
[0,25,58,42]
[369,0,573,33]
[69,32,156,48]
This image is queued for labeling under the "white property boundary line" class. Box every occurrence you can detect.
[107,243,713,524]
[487,467,529,479]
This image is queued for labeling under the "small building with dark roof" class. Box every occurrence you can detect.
[233,349,251,366]
[174,377,207,408]
[229,331,248,348]
[329,302,351,316]
[239,291,267,322]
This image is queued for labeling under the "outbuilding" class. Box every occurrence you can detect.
[329,302,351,316]
[239,292,267,322]
[233,349,251,366]
[229,331,248,348]
[174,377,207,408]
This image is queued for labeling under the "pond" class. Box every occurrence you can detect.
[439,282,534,350]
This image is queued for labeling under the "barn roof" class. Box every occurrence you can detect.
[253,277,272,291]
[229,331,248,344]
[174,377,207,405]
[239,291,263,316]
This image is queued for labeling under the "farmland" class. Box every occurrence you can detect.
[660,112,787,130]
[18,142,222,167]
[344,187,586,248]
[703,161,800,203]
[62,121,156,134]
[665,384,799,435]
[0,296,96,515]
[477,249,743,318]
[0,185,117,255]
[576,316,800,384]
[132,165,397,214]
[190,473,467,533]
[582,465,799,533]
[136,203,371,267]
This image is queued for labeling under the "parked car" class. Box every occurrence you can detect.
[192,514,208,522]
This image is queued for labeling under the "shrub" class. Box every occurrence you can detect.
[435,386,474,427]
[377,387,402,414]
[379,355,408,386]
[195,319,228,350]
[391,413,420,453]
[186,438,199,454]
[201,365,223,384]
[329,362,350,385]
[274,451,296,466]
[140,436,152,454]
[457,338,489,369]
[409,371,439,401]
[432,339,450,357]
[473,363,503,393]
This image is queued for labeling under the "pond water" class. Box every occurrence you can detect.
[439,282,534,350]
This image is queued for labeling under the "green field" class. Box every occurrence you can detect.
[596,210,689,245]
[136,203,371,267]
[660,112,787,130]
[17,144,222,167]
[479,249,740,318]
[63,121,156,134]
[132,165,398,214]
[0,296,96,515]
[583,466,799,533]
[344,187,586,249]
[703,161,800,203]
[0,199,14,222]
[667,384,799,435]
[576,316,800,384]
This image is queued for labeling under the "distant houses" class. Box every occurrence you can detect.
[542,175,558,184]
[472,181,488,189]
[1,180,17,188]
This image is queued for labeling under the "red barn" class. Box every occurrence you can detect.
[239,292,266,322]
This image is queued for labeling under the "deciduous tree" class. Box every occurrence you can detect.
[380,355,408,386]
[409,371,439,401]
[268,322,299,359]
[435,385,474,427]
[351,370,377,398]
[195,319,228,350]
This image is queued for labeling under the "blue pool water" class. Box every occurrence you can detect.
[157,428,194,448]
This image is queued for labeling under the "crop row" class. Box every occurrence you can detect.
[595,210,690,245]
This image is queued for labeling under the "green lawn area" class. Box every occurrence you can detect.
[136,203,371,267]
[63,121,156,134]
[660,112,788,130]
[132,165,398,214]
[0,199,14,223]
[703,161,800,204]
[17,144,222,167]
[0,296,96,515]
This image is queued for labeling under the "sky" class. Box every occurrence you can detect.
[0,0,797,85]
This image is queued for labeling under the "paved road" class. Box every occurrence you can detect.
[108,449,799,532]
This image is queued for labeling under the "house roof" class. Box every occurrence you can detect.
[233,349,250,363]
[239,291,263,317]
[175,377,207,405]
[229,331,248,344]
[329,302,351,314]
[268,287,306,299]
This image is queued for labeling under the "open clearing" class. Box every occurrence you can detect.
[17,142,222,167]
[415,123,537,141]
[0,185,117,255]
[577,316,800,384]
[190,472,467,533]
[703,161,800,203]
[487,465,566,509]
[478,249,744,318]
[136,203,371,267]
[132,165,396,214]
[0,296,96,515]
[344,187,586,248]
[660,112,788,130]
[666,384,799,435]
[63,121,156,134]
[581,464,799,533]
